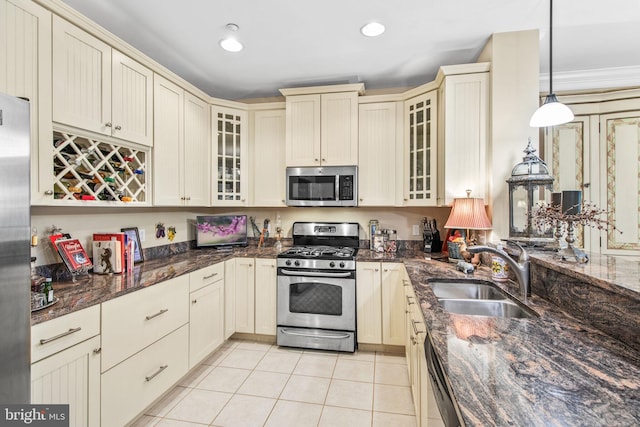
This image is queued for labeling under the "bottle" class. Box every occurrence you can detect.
[42,278,54,303]
[369,220,379,250]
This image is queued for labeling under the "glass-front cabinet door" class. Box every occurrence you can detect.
[404,91,437,206]
[212,105,248,205]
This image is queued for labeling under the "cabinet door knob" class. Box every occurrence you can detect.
[114,125,122,131]
[105,122,112,128]
[583,182,591,188]
[93,348,102,355]
[192,299,198,304]
[314,158,319,162]
[321,158,326,162]
[44,190,54,196]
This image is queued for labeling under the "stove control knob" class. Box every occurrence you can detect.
[339,262,345,268]
[285,260,292,266]
[329,262,336,268]
[294,260,300,267]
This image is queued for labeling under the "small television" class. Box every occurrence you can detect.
[196,215,248,248]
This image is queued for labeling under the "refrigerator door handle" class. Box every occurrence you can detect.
[39,327,82,345]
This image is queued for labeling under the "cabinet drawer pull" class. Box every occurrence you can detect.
[412,320,425,335]
[145,309,169,320]
[39,327,82,345]
[203,272,218,280]
[145,365,168,382]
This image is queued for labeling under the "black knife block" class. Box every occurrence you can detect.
[423,228,442,253]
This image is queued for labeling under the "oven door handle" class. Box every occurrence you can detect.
[280,328,352,340]
[279,269,352,278]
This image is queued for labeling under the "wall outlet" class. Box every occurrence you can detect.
[139,228,145,242]
[412,225,420,236]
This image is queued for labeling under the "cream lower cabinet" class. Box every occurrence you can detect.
[234,258,255,333]
[404,283,427,423]
[356,262,405,345]
[254,258,277,335]
[101,325,189,427]
[224,258,237,339]
[189,263,225,368]
[31,305,101,427]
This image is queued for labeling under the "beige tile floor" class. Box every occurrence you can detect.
[130,339,418,427]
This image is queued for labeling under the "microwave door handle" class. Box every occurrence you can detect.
[280,269,352,278]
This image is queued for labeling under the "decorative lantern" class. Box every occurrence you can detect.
[506,139,555,242]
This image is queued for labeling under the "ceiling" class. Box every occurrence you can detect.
[59,0,640,101]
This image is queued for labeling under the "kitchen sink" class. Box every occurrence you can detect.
[438,299,537,319]
[429,280,507,300]
[428,279,538,319]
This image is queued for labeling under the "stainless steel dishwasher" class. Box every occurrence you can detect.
[425,334,462,427]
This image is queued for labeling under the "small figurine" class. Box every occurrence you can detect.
[167,226,176,241]
[156,223,165,239]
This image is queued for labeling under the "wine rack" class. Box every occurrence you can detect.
[52,130,148,203]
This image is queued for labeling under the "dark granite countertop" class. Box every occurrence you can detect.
[396,250,640,427]
[33,245,640,426]
[31,245,281,325]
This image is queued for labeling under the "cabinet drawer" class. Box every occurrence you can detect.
[101,325,189,427]
[190,262,224,293]
[31,305,100,363]
[101,275,189,371]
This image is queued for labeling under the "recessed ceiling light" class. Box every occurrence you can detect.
[220,37,243,52]
[361,22,385,37]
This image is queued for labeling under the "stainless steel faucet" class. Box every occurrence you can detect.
[468,243,531,303]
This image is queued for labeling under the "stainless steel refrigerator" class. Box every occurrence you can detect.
[0,92,31,403]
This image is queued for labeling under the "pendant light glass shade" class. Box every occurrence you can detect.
[530,0,573,128]
[529,94,574,127]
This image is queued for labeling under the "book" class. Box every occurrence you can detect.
[93,233,127,274]
[55,238,93,272]
[92,240,122,274]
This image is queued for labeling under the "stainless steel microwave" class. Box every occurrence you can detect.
[286,166,358,207]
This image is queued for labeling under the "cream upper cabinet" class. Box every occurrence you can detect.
[358,101,403,206]
[437,68,489,205]
[282,84,362,166]
[52,16,153,146]
[183,91,211,206]
[404,91,438,206]
[212,105,249,206]
[250,108,286,206]
[254,258,277,335]
[153,75,210,206]
[0,0,53,205]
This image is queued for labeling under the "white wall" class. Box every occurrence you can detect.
[477,30,541,241]
[31,206,451,266]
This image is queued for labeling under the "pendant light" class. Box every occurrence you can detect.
[530,0,574,127]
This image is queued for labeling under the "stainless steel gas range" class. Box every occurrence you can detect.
[276,222,359,352]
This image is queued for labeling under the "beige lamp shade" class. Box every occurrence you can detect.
[444,197,492,230]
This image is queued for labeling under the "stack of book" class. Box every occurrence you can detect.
[50,234,93,274]
[92,233,135,274]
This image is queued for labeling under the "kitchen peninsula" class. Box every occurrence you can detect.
[32,243,640,426]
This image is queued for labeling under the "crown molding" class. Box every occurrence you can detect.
[540,66,640,93]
